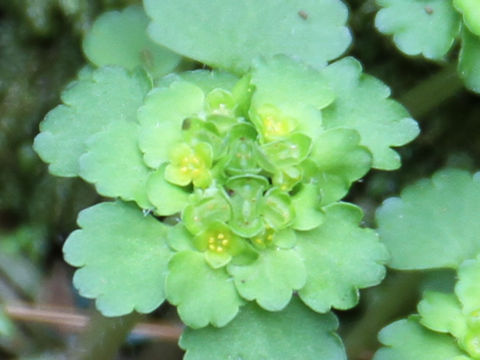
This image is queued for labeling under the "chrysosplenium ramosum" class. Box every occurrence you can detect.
[33,6,419,331]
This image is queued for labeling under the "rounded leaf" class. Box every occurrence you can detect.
[83,5,181,77]
[34,67,151,176]
[312,128,372,205]
[146,166,190,216]
[180,297,346,360]
[376,168,480,270]
[227,248,306,311]
[322,57,419,170]
[417,291,467,338]
[138,81,205,169]
[374,317,466,360]
[296,203,388,312]
[79,120,152,209]
[165,251,243,328]
[458,29,480,94]
[144,0,351,73]
[454,0,480,36]
[456,256,480,314]
[375,0,461,60]
[63,201,171,316]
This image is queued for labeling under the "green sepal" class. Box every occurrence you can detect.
[261,133,312,168]
[182,117,225,159]
[375,0,461,60]
[205,88,236,117]
[34,66,151,177]
[225,129,263,175]
[63,201,172,316]
[180,298,346,360]
[250,228,297,250]
[262,188,295,230]
[291,184,325,231]
[227,248,306,311]
[226,175,269,237]
[146,165,190,216]
[79,120,152,209]
[296,203,388,312]
[83,5,180,78]
[137,81,205,169]
[417,291,467,339]
[376,169,480,270]
[182,189,232,235]
[458,29,480,94]
[374,317,467,360]
[454,0,480,36]
[322,57,419,170]
[144,0,351,73]
[204,251,232,269]
[165,251,243,328]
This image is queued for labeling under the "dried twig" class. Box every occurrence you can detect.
[4,303,183,342]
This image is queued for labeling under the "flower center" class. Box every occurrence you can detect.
[208,231,231,253]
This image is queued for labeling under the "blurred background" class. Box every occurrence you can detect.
[0,0,479,359]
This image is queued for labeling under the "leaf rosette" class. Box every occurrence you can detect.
[34,51,417,327]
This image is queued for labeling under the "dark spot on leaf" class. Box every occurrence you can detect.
[298,10,308,20]
[424,6,433,14]
[182,118,191,130]
[141,48,154,69]
[241,279,246,284]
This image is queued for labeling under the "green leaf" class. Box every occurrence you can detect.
[182,189,232,235]
[321,57,419,170]
[458,29,480,93]
[165,251,243,328]
[296,203,388,312]
[166,224,195,252]
[311,128,372,205]
[456,256,480,314]
[376,169,480,270]
[291,184,325,231]
[34,66,151,176]
[144,0,351,74]
[146,166,190,216]
[180,297,346,360]
[417,291,467,338]
[375,317,466,360]
[227,248,306,311]
[137,81,204,169]
[375,0,461,60]
[83,5,181,78]
[79,120,152,209]
[0,308,15,338]
[159,70,239,94]
[454,0,480,36]
[250,56,334,139]
[63,201,171,316]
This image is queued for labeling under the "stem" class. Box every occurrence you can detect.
[4,303,182,341]
[399,63,464,119]
[68,311,141,360]
[343,272,422,359]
